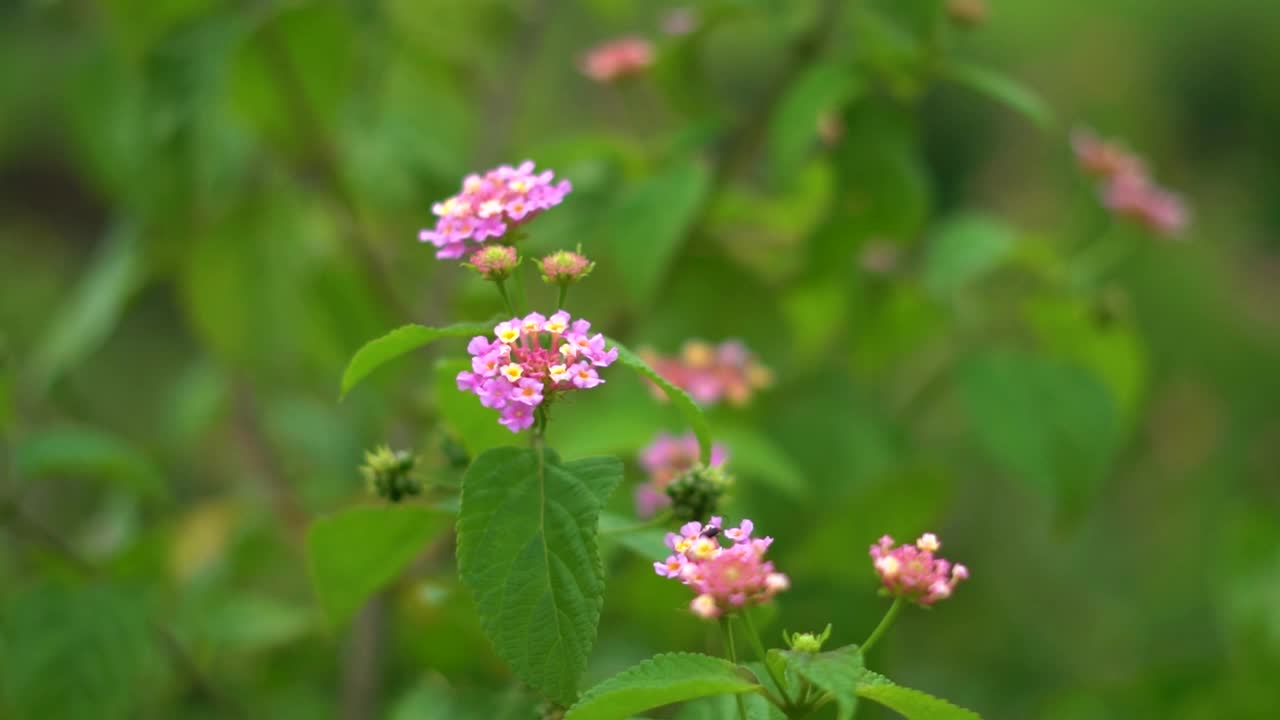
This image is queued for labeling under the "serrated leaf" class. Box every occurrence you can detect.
[28,223,147,393]
[769,62,863,180]
[857,671,982,720]
[14,426,166,499]
[306,505,449,626]
[946,62,1055,131]
[607,338,713,462]
[566,652,759,720]
[340,320,495,398]
[778,645,863,720]
[958,350,1120,512]
[604,161,710,305]
[457,447,623,705]
[923,213,1016,297]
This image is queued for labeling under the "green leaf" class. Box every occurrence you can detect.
[769,62,863,180]
[14,426,166,499]
[607,338,713,462]
[714,424,808,499]
[945,62,1055,131]
[565,652,760,720]
[923,214,1017,297]
[340,320,494,399]
[857,671,982,720]
[599,511,668,561]
[456,447,623,705]
[28,224,147,393]
[434,358,514,456]
[604,161,710,305]
[0,582,158,720]
[777,645,863,720]
[958,350,1120,511]
[306,505,450,626]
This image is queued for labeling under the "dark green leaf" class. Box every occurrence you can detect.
[857,671,982,720]
[565,652,760,720]
[340,321,494,398]
[14,426,166,499]
[777,645,863,720]
[306,505,450,626]
[457,447,623,705]
[604,161,710,305]
[946,62,1055,131]
[607,338,713,462]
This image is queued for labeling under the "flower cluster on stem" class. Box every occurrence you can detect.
[655,517,789,619]
[1072,129,1189,237]
[870,533,969,606]
[640,340,772,407]
[419,161,571,259]
[456,312,617,432]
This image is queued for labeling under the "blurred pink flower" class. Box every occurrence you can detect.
[1072,128,1189,238]
[661,8,699,36]
[580,36,655,83]
[639,340,772,408]
[869,533,969,606]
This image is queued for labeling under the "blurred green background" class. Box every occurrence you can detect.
[2,0,1278,718]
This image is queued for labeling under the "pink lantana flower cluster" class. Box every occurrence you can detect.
[870,533,969,606]
[579,36,655,83]
[634,432,728,518]
[419,161,572,259]
[1072,129,1189,237]
[456,312,617,432]
[640,340,773,407]
[654,517,789,619]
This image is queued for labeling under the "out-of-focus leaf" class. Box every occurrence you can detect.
[923,213,1017,297]
[856,671,982,720]
[958,350,1120,510]
[28,224,148,393]
[603,161,710,305]
[457,448,621,705]
[14,426,166,499]
[599,511,668,562]
[434,358,512,457]
[945,62,1055,131]
[776,645,863,720]
[0,583,159,720]
[715,423,807,499]
[565,652,760,720]
[769,62,863,180]
[608,338,713,462]
[306,505,450,627]
[386,683,532,720]
[191,593,314,654]
[340,321,495,399]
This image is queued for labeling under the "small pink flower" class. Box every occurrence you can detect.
[869,533,969,606]
[419,162,571,259]
[455,371,483,392]
[580,36,655,83]
[499,403,536,432]
[570,363,603,389]
[655,516,788,619]
[511,378,545,406]
[1073,128,1190,238]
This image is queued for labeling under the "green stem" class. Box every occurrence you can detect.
[599,511,672,536]
[494,278,516,316]
[860,597,905,655]
[742,610,794,707]
[720,618,750,720]
[555,282,568,312]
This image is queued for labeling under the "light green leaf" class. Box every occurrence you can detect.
[715,424,807,499]
[434,358,513,456]
[958,350,1120,511]
[14,426,166,499]
[566,652,760,720]
[28,224,147,393]
[306,505,450,626]
[946,62,1055,131]
[769,62,863,180]
[605,161,710,305]
[457,447,623,705]
[777,645,863,720]
[857,671,982,720]
[607,338,713,462]
[923,214,1016,297]
[340,320,494,399]
[599,511,668,561]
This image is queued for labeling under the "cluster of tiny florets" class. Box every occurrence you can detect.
[641,340,773,407]
[579,37,655,83]
[634,432,728,518]
[419,161,571,259]
[1072,129,1189,237]
[361,445,420,502]
[466,245,519,281]
[540,250,594,285]
[870,533,969,606]
[456,312,617,432]
[654,517,789,619]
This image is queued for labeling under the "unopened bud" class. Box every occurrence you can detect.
[361,445,421,502]
[785,624,833,653]
[665,463,732,522]
[539,249,594,286]
[465,245,519,281]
